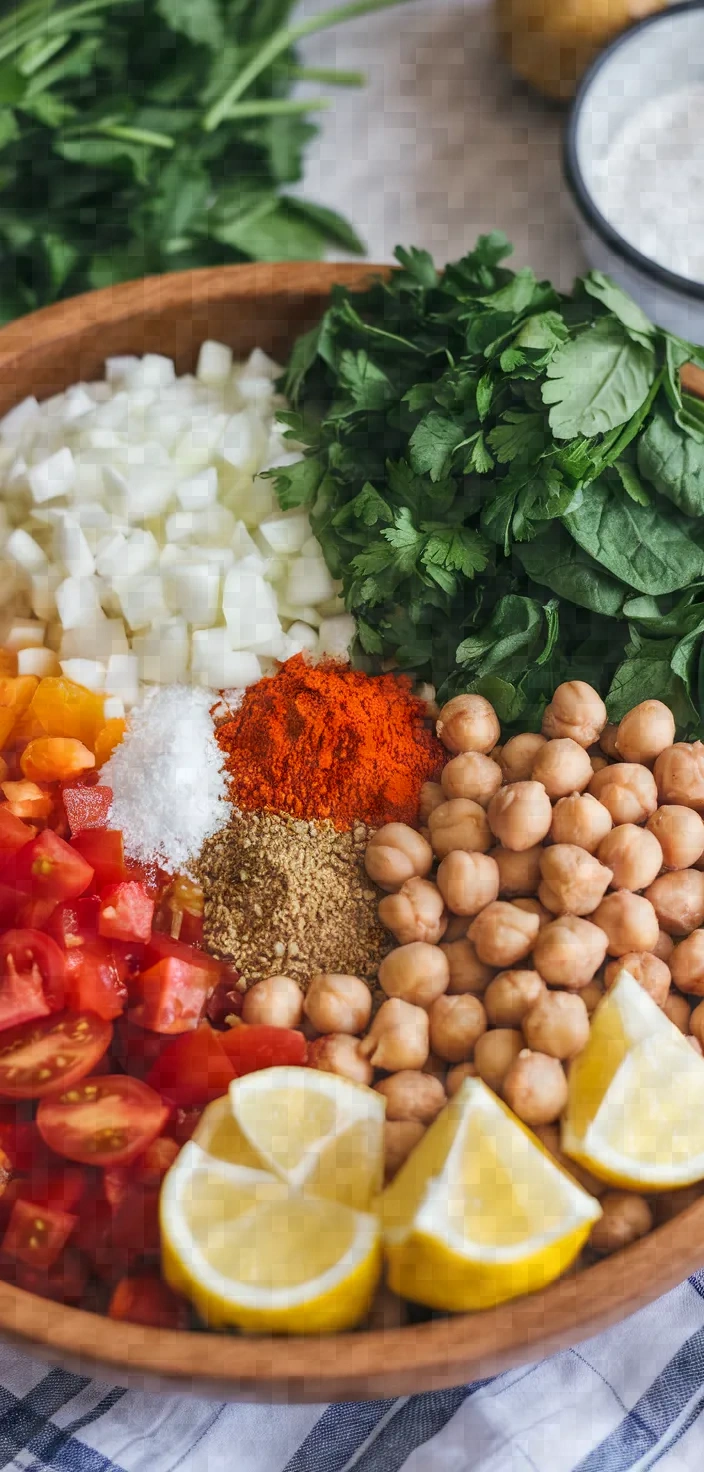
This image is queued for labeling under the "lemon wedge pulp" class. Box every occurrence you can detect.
[380,1077,601,1312]
[563,969,704,1191]
[160,1067,385,1334]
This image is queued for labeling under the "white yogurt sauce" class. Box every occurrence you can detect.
[590,85,704,285]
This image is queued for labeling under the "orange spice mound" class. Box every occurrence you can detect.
[217,654,443,830]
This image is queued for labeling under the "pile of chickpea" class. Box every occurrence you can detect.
[237,681,704,1266]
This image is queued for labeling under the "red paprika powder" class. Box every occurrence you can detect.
[217,655,443,830]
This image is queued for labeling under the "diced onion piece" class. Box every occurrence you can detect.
[124,354,175,390]
[222,567,283,654]
[220,410,268,473]
[0,396,39,445]
[284,621,319,654]
[112,574,168,632]
[318,614,356,658]
[105,356,139,384]
[105,653,140,708]
[132,619,189,684]
[175,467,218,511]
[285,553,337,608]
[17,647,61,677]
[103,694,125,721]
[244,347,281,381]
[6,528,47,573]
[28,447,75,504]
[197,341,233,385]
[60,657,107,692]
[55,576,103,630]
[30,570,61,621]
[54,513,95,577]
[1,618,46,651]
[191,629,261,689]
[258,511,309,556]
[163,561,220,627]
[59,618,129,663]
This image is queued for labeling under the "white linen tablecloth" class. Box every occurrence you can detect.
[2,2,700,1466]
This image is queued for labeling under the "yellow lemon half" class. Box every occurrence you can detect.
[161,1142,381,1334]
[380,1077,601,1313]
[563,969,704,1191]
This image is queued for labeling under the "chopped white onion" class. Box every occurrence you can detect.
[17,646,60,677]
[60,657,106,691]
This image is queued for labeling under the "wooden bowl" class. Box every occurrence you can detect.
[0,263,702,1400]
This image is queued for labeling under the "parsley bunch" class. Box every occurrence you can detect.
[275,234,704,732]
[0,0,405,318]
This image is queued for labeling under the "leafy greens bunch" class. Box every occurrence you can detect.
[274,234,704,732]
[0,0,405,318]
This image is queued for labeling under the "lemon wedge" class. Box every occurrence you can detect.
[160,1067,385,1333]
[380,1077,600,1312]
[563,969,704,1191]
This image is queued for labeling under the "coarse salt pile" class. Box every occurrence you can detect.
[103,685,230,873]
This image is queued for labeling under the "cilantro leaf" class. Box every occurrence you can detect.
[542,317,656,440]
[409,412,467,481]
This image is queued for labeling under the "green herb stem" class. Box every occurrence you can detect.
[288,65,365,86]
[203,0,408,131]
[220,97,331,119]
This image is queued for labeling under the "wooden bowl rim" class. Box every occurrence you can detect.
[0,262,701,1398]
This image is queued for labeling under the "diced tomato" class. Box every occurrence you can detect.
[72,829,125,889]
[144,930,220,975]
[205,974,243,1029]
[0,930,66,1031]
[63,785,112,836]
[21,738,95,784]
[137,958,212,1035]
[219,1024,307,1076]
[37,1074,170,1167]
[109,1185,161,1260]
[98,881,154,946]
[108,1275,190,1329]
[0,808,35,855]
[17,829,94,903]
[2,1197,77,1270]
[0,1120,43,1173]
[63,941,127,1022]
[167,1108,202,1147]
[14,1246,89,1305]
[145,1028,236,1109]
[23,1166,91,1216]
[0,1012,112,1098]
[47,896,100,950]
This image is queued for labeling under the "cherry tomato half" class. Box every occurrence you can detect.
[0,1012,113,1099]
[145,1028,237,1109]
[37,1075,170,1167]
[2,1197,77,1270]
[63,941,127,1022]
[108,1275,190,1329]
[0,930,66,1032]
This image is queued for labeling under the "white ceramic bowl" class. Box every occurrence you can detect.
[565,1,704,340]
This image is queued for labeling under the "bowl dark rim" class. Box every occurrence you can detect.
[563,0,704,304]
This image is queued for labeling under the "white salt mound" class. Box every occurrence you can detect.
[103,685,230,873]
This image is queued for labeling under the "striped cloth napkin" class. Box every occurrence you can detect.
[0,1273,703,1471]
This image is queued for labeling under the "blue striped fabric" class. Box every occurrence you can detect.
[0,1279,703,1471]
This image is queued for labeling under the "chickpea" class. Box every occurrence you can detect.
[473,1028,523,1093]
[647,805,704,871]
[365,823,433,892]
[422,1051,448,1084]
[241,975,303,1029]
[384,1120,426,1181]
[531,738,593,800]
[590,755,609,774]
[588,763,658,826]
[533,915,609,989]
[378,942,449,1010]
[446,1061,478,1096]
[440,938,494,995]
[616,700,676,766]
[542,680,607,748]
[538,844,612,917]
[359,998,430,1071]
[522,991,590,1060]
[492,844,542,898]
[307,1034,374,1086]
[491,745,504,763]
[375,1070,446,1124]
[689,999,704,1048]
[468,901,540,968]
[502,1049,568,1125]
[428,799,491,859]
[484,969,545,1027]
[600,723,621,759]
[378,878,448,946]
[670,930,704,995]
[429,993,487,1063]
[436,851,499,916]
[304,973,372,1036]
[513,896,551,928]
[597,824,663,893]
[487,781,552,852]
[592,892,659,956]
[604,951,671,1006]
[663,989,691,1033]
[588,1192,653,1255]
[533,1123,606,1197]
[419,781,444,825]
[645,869,704,936]
[436,693,500,755]
[649,937,674,976]
[441,751,502,807]
[550,792,613,853]
[500,732,547,783]
[443,913,469,942]
[654,741,704,811]
[579,978,605,1014]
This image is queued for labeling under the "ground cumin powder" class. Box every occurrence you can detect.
[198,810,393,987]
